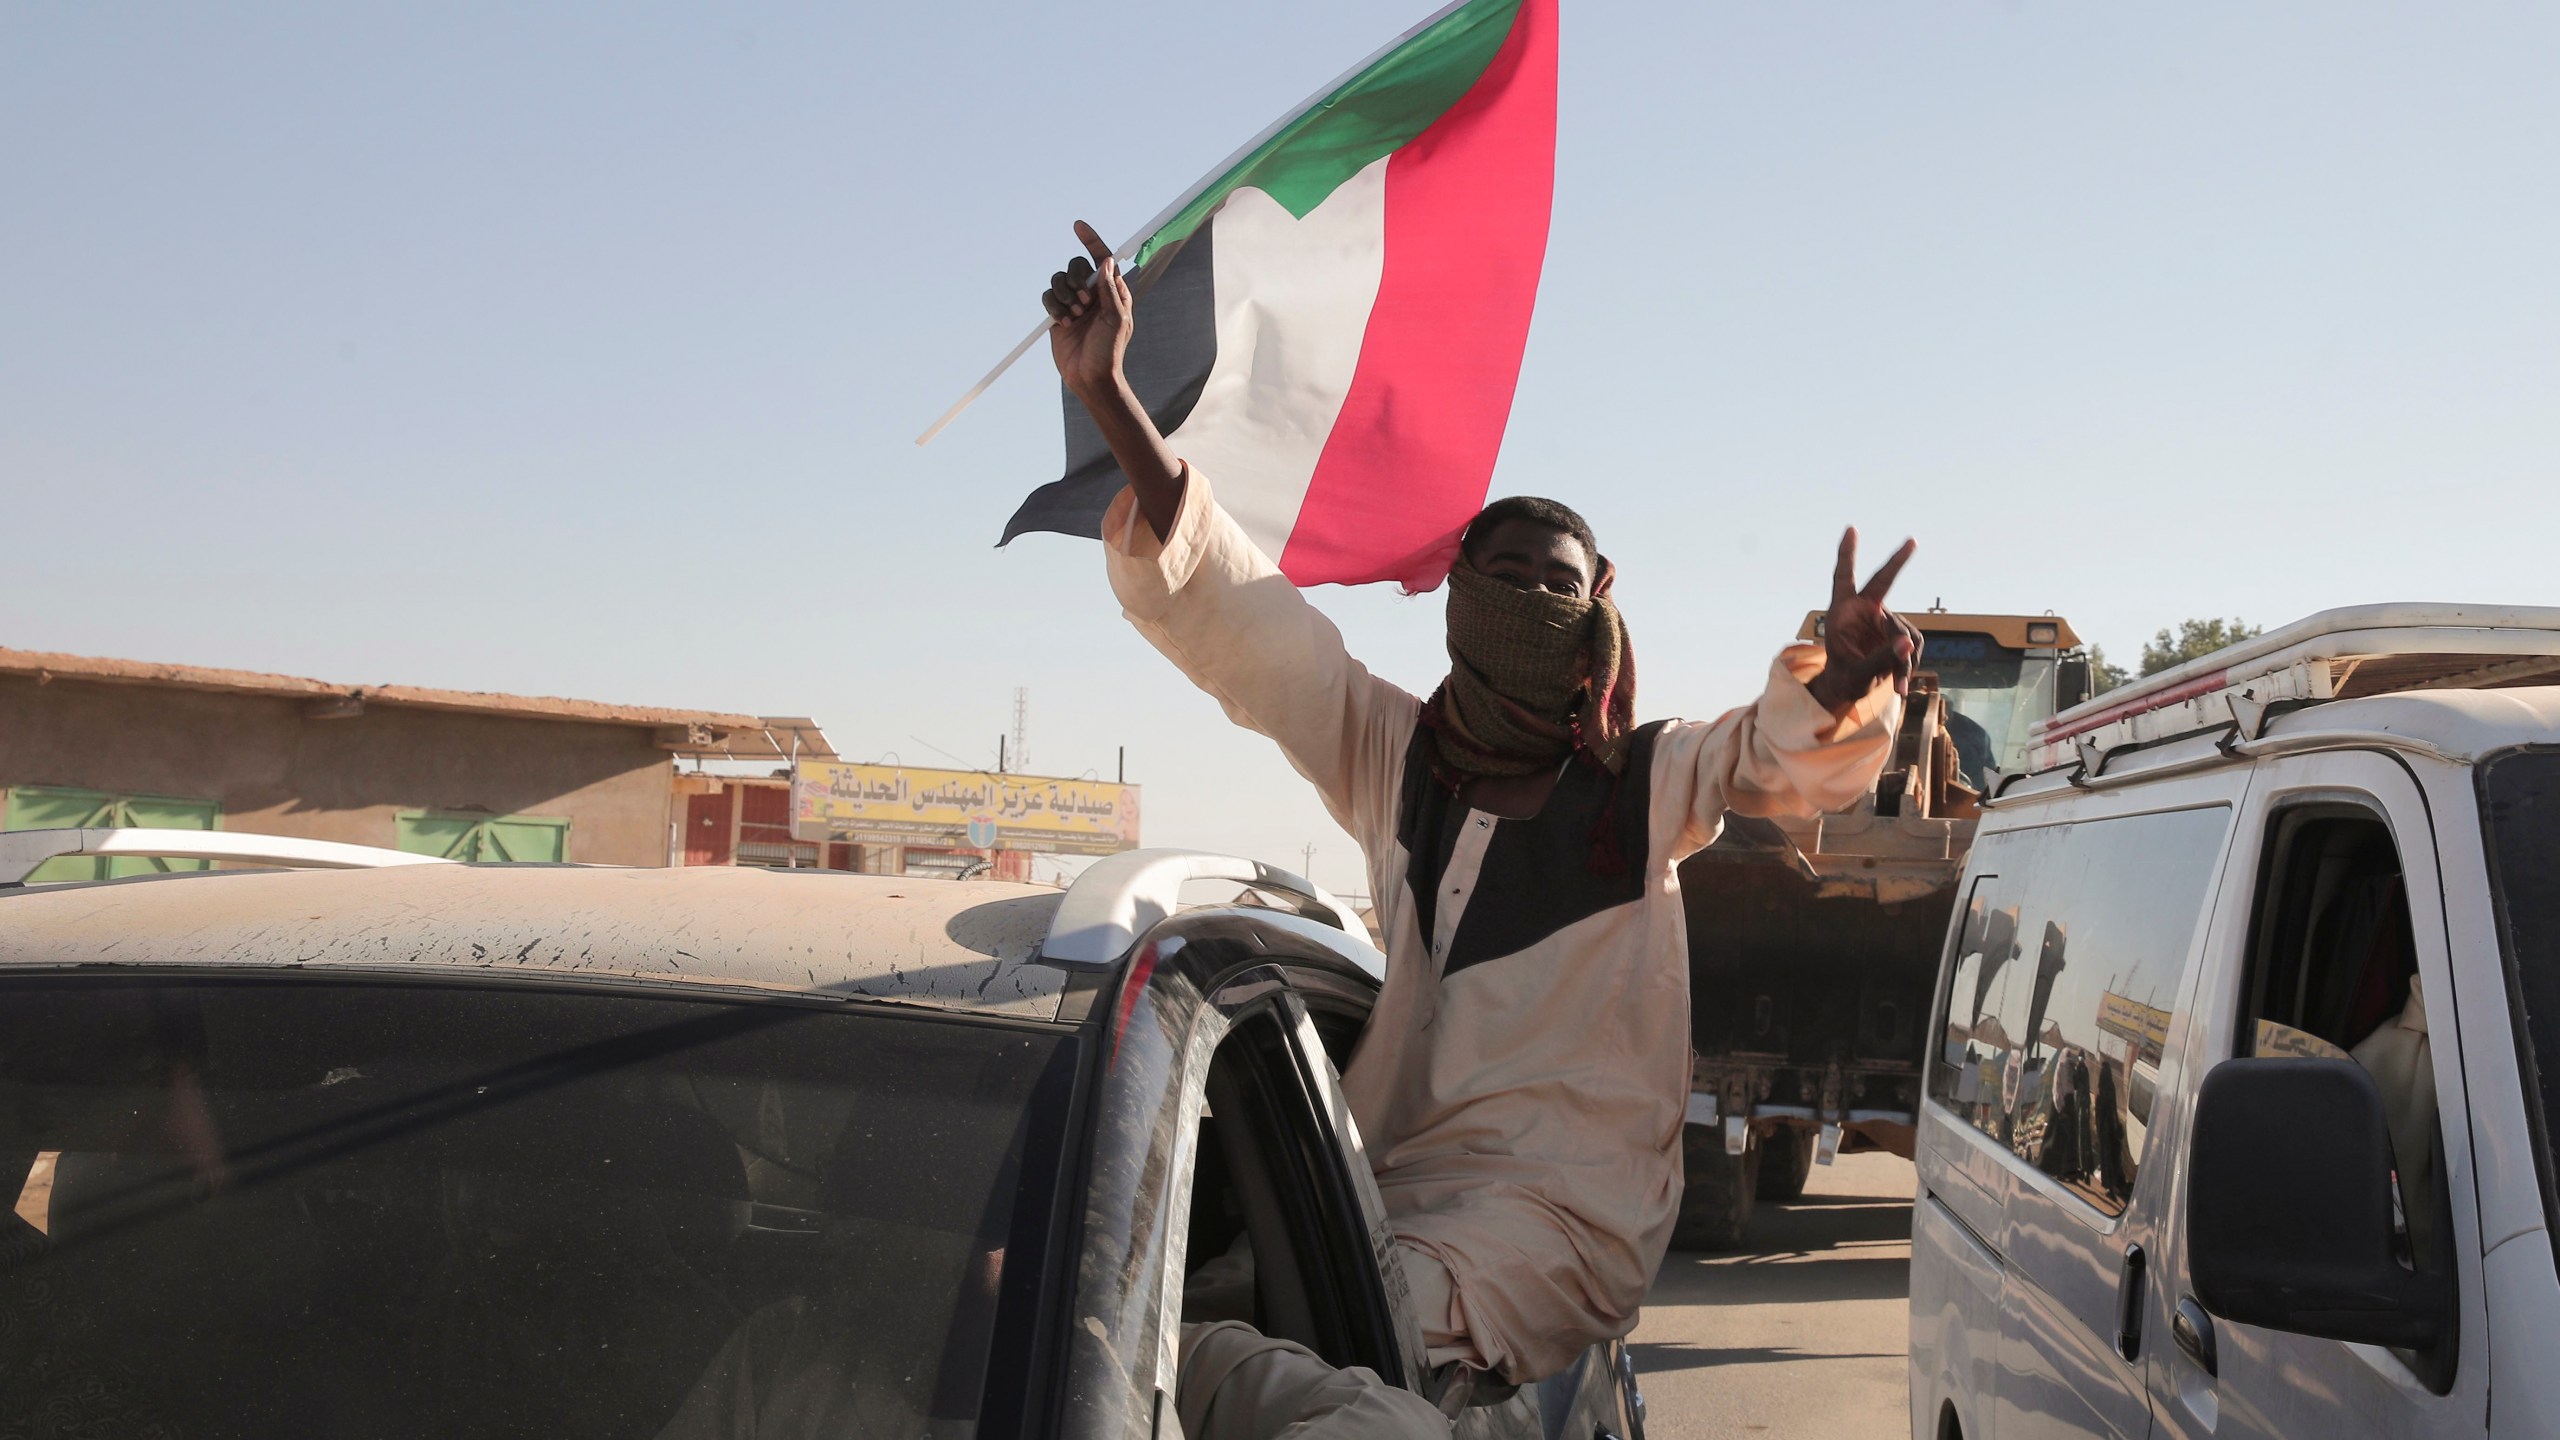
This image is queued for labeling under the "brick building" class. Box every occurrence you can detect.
[0,647,818,881]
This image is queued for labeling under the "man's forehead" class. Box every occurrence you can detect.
[1473,519,1591,568]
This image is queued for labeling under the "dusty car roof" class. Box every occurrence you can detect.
[2307,684,2560,761]
[0,863,1071,1020]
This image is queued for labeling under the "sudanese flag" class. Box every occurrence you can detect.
[999,0,1557,592]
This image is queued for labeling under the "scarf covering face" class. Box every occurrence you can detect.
[1423,558,1638,782]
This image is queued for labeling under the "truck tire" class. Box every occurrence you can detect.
[1756,1126,1817,1201]
[1671,1123,1759,1251]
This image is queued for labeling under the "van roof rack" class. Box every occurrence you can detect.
[2027,603,2560,774]
[0,828,453,887]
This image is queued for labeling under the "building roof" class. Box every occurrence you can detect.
[0,863,1070,1020]
[0,646,825,756]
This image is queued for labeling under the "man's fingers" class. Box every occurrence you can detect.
[1847,633,1916,696]
[1832,527,1858,605]
[1074,219,1113,267]
[1860,537,1918,604]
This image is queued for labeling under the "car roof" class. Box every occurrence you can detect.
[2303,683,2560,761]
[0,863,1072,1021]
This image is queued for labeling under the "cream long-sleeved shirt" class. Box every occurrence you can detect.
[1107,471,1900,1383]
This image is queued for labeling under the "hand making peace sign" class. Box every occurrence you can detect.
[1805,528,1923,716]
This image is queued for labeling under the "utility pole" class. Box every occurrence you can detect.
[1012,687,1031,775]
[1301,843,1317,880]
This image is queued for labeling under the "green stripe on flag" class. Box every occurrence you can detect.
[1131,0,1522,268]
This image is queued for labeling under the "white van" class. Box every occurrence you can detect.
[1907,605,2560,1440]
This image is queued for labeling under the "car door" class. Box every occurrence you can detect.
[1984,799,2239,1440]
[2143,750,2491,1439]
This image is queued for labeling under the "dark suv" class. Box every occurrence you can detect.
[0,840,1644,1440]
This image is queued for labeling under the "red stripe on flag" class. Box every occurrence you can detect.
[1277,0,1557,591]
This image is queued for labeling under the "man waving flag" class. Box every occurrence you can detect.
[999,0,1557,592]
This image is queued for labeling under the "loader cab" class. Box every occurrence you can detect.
[1801,610,2086,793]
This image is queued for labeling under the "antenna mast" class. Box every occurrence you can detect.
[1012,688,1031,775]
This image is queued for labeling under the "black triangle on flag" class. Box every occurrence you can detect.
[998,227,1218,547]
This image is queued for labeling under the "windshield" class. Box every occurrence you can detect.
[0,980,1074,1440]
[2481,748,2560,1287]
[1922,631,2057,788]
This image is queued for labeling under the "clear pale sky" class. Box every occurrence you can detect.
[6,4,2554,898]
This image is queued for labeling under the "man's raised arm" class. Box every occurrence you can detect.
[1039,222,1416,844]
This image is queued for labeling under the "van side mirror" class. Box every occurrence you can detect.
[2187,1058,2451,1350]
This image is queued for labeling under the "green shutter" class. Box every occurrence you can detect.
[395,813,483,861]
[480,817,569,863]
[396,812,569,864]
[3,786,220,883]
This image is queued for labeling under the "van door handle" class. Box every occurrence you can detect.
[2172,1295,2218,1378]
[2116,1242,2147,1362]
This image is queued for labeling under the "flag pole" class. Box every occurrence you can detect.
[911,0,1475,447]
[913,316,1052,447]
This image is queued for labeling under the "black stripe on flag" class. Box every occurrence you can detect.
[998,224,1217,546]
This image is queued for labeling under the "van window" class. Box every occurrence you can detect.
[2237,804,2455,1388]
[2478,749,2560,1291]
[1931,806,2230,1216]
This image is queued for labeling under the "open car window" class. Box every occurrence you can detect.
[1179,1001,1404,1383]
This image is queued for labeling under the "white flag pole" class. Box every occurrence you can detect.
[913,316,1053,447]
[910,0,1474,447]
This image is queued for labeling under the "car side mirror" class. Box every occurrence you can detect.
[2187,1058,2451,1350]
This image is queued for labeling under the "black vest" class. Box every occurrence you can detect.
[1395,720,1666,976]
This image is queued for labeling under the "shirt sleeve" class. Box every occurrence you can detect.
[1650,643,1903,861]
[1106,468,1420,844]
[1175,1321,1449,1440]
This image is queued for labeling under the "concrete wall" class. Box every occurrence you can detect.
[0,676,677,866]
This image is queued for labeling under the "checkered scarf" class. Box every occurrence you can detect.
[1420,558,1636,783]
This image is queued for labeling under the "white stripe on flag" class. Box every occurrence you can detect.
[1163,159,1389,561]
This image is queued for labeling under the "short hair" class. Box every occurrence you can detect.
[1459,496,1599,574]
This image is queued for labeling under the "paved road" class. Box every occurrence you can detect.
[1630,1150,1915,1440]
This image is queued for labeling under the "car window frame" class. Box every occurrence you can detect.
[1054,915,1409,1440]
[1211,976,1422,1382]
